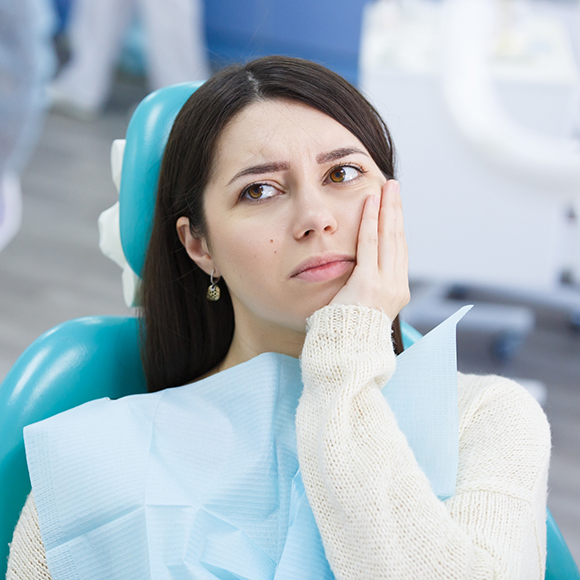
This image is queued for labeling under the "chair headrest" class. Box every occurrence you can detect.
[119,82,203,277]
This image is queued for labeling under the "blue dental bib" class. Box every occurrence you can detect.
[24,307,470,580]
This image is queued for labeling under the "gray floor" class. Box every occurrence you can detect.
[1,75,579,565]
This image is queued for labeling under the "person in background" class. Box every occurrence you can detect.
[49,0,209,119]
[0,0,55,252]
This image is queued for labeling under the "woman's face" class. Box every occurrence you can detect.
[179,99,387,350]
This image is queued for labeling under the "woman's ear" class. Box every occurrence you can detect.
[176,217,217,276]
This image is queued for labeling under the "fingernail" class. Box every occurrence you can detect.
[372,195,380,207]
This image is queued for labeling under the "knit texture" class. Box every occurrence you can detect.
[8,304,551,579]
[297,304,550,579]
[7,494,51,580]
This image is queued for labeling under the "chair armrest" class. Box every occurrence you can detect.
[0,316,146,578]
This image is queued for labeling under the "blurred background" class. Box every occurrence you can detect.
[0,0,579,565]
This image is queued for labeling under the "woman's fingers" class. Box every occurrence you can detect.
[328,193,380,308]
[378,180,410,315]
[379,180,405,267]
[330,180,410,318]
[354,193,380,273]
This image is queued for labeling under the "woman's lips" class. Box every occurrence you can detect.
[291,256,354,282]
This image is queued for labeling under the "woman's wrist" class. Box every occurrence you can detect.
[305,303,393,350]
[301,303,396,397]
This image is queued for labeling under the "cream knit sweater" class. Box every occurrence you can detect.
[8,305,551,579]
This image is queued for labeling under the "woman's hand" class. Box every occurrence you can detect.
[330,180,410,320]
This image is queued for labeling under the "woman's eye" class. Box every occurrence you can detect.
[242,184,278,201]
[328,165,360,183]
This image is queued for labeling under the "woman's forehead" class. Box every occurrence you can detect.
[214,99,368,169]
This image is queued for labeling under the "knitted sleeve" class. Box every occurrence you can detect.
[296,304,550,580]
[7,493,52,580]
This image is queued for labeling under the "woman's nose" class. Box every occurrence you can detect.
[291,189,338,240]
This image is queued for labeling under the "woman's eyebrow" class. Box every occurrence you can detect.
[227,148,368,186]
[227,161,290,185]
[316,147,369,164]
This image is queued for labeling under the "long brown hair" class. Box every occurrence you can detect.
[141,55,403,393]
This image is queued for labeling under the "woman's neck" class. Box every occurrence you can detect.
[199,297,308,379]
[197,313,305,380]
[217,324,305,373]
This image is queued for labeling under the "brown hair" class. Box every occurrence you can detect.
[141,55,403,393]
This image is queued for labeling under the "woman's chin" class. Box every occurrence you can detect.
[297,284,347,320]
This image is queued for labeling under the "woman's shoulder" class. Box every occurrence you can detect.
[456,371,551,447]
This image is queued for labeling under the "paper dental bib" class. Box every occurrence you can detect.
[24,307,470,580]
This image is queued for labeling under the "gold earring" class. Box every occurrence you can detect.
[206,270,221,301]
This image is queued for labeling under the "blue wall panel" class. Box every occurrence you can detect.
[205,0,367,84]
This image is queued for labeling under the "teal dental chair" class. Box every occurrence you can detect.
[1,83,578,580]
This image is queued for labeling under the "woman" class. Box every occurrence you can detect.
[8,56,550,579]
